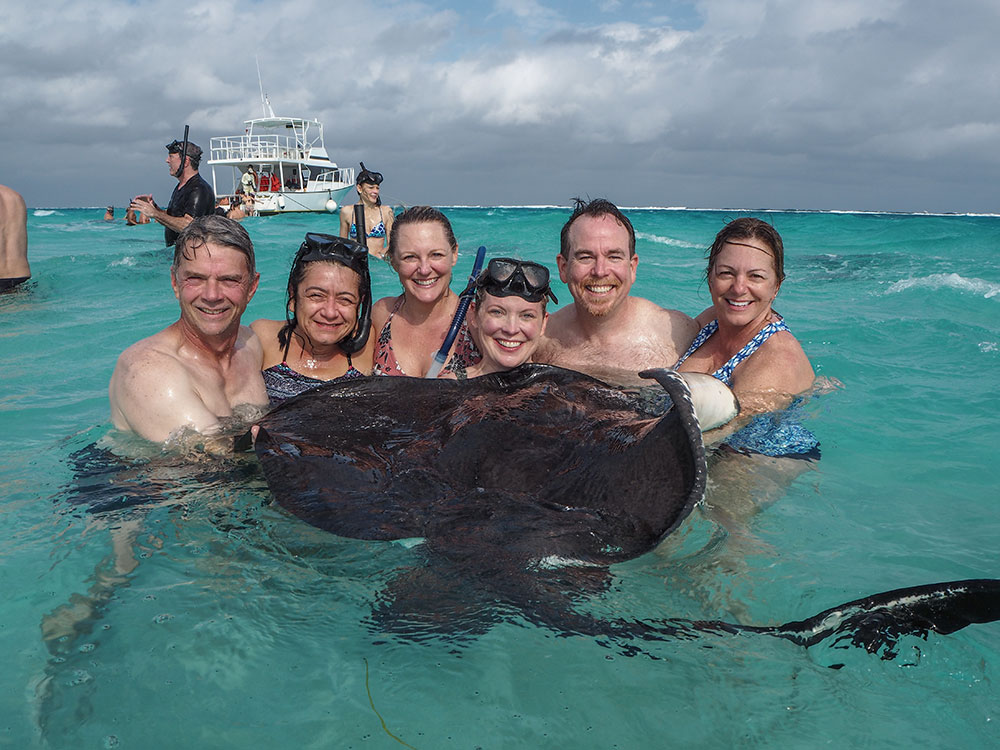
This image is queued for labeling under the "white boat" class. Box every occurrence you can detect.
[208,115,355,215]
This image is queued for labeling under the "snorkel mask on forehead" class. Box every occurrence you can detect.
[475,258,558,304]
[356,162,383,186]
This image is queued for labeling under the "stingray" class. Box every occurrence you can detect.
[254,364,1000,658]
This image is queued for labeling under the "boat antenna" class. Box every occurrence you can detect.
[255,56,267,117]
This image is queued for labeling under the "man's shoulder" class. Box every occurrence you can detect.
[113,327,184,379]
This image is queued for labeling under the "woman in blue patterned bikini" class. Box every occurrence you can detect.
[338,162,393,260]
[675,218,817,458]
[251,233,375,405]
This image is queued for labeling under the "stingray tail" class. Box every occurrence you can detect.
[563,579,1000,662]
[662,578,1000,661]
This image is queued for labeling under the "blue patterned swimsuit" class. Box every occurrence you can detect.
[349,205,386,239]
[675,317,820,458]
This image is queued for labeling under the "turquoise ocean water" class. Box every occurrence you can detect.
[1,207,998,747]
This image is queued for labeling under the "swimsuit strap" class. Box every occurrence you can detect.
[673,320,718,369]
[714,317,789,386]
[373,296,407,375]
[673,316,790,386]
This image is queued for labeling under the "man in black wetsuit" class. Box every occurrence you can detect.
[130,139,215,247]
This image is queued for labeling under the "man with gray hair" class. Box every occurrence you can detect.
[131,137,216,247]
[109,215,266,446]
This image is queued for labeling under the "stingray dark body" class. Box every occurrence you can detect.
[254,364,705,564]
[253,364,1000,657]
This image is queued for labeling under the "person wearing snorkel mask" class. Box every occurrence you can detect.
[441,259,558,380]
[339,162,394,260]
[131,138,215,247]
[251,233,375,405]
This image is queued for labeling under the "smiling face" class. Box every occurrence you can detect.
[390,221,458,304]
[557,214,637,318]
[291,261,361,349]
[171,241,259,342]
[708,239,781,329]
[469,292,548,372]
[357,181,380,205]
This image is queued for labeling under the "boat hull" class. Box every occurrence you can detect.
[253,185,354,215]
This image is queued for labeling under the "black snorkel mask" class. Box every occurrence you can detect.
[475,258,558,304]
[290,233,373,354]
[356,161,383,186]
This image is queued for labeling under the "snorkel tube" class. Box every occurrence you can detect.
[177,124,190,179]
[424,245,487,379]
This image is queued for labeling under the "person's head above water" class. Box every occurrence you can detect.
[469,258,556,373]
[165,139,203,170]
[278,233,372,355]
[385,206,459,303]
[559,198,636,259]
[173,214,256,275]
[556,197,638,320]
[706,217,785,285]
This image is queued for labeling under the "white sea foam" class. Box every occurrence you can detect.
[635,231,701,249]
[33,209,57,216]
[886,273,999,299]
[110,256,137,267]
[979,342,998,353]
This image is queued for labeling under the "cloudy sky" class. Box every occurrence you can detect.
[2,0,998,212]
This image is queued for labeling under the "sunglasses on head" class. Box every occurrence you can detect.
[477,257,558,304]
[297,233,370,270]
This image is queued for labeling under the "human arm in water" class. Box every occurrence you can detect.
[129,194,196,236]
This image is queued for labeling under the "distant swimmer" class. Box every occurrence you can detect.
[130,137,215,247]
[339,162,393,259]
[534,198,698,384]
[124,206,150,225]
[104,206,114,221]
[109,215,267,448]
[0,184,30,293]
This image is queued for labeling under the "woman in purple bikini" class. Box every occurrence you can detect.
[251,233,375,405]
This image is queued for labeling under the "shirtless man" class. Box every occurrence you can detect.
[535,198,698,383]
[0,185,30,293]
[109,214,267,446]
[130,138,215,247]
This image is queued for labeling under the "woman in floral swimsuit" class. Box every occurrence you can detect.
[371,206,481,378]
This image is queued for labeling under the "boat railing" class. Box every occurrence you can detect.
[210,134,311,162]
[312,167,356,186]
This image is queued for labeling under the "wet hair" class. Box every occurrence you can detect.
[386,206,458,265]
[706,217,785,284]
[276,237,372,356]
[172,214,255,275]
[559,198,636,258]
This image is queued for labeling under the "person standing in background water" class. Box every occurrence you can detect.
[0,184,30,292]
[339,162,393,260]
[130,138,215,247]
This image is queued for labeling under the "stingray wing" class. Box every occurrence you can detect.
[254,364,706,561]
